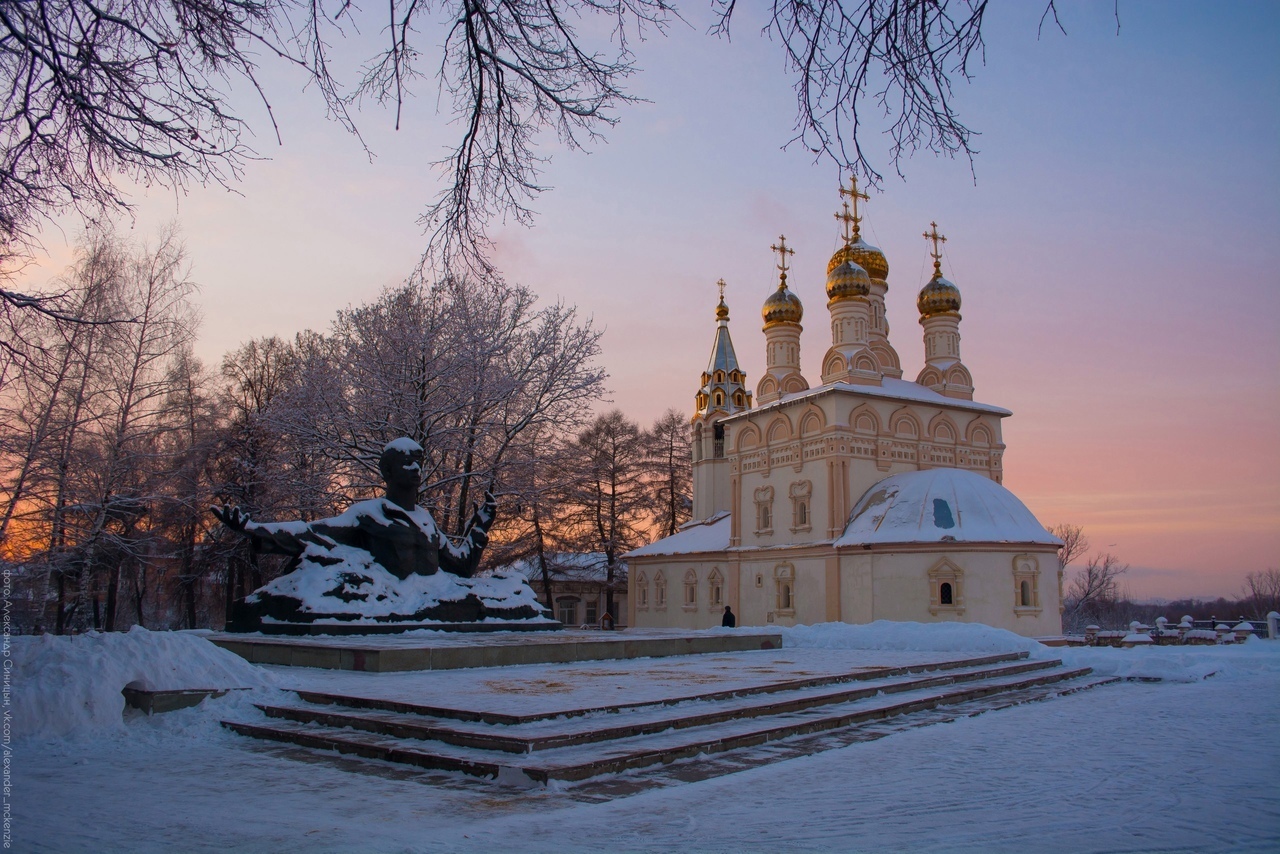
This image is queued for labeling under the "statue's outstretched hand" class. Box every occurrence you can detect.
[211,505,251,531]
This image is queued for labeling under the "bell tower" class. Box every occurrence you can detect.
[692,280,750,519]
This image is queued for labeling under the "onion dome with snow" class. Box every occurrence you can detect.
[825,257,871,302]
[762,282,803,327]
[828,237,888,281]
[917,270,962,318]
[835,468,1062,547]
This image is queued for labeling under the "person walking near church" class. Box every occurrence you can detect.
[721,606,736,628]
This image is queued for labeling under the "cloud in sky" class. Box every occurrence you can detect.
[17,0,1280,599]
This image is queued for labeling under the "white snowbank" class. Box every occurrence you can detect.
[778,620,1280,683]
[14,626,274,739]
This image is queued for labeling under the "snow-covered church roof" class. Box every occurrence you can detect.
[834,468,1061,547]
[628,512,731,557]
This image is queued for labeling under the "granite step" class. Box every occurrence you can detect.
[223,663,1098,783]
[288,650,1028,725]
[254,656,1058,754]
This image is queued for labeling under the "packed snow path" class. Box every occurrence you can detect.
[22,624,1280,853]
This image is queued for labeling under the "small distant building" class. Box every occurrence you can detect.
[627,181,1063,637]
[501,553,628,628]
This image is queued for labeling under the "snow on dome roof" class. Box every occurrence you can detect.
[383,437,423,454]
[835,468,1061,547]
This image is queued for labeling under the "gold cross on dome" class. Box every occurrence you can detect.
[835,201,856,244]
[839,174,869,237]
[770,235,795,281]
[924,221,947,273]
[717,278,727,302]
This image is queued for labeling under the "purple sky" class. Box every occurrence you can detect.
[21,0,1280,599]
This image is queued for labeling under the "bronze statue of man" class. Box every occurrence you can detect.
[212,438,495,580]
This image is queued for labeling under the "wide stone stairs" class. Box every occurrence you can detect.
[222,651,1115,785]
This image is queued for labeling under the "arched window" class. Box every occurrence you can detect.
[636,571,649,609]
[714,390,724,407]
[789,480,812,533]
[654,572,667,608]
[754,486,775,535]
[928,559,964,615]
[775,563,796,615]
[683,569,698,609]
[708,568,724,608]
[1012,554,1041,613]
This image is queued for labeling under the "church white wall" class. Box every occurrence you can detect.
[629,558,741,630]
[631,544,1064,638]
[844,547,1063,637]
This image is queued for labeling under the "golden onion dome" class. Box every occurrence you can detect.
[762,281,804,327]
[827,237,889,281]
[825,258,871,302]
[715,296,729,321]
[917,272,962,318]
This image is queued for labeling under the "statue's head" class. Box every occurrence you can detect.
[379,437,424,494]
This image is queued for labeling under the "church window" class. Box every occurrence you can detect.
[789,480,813,533]
[636,572,649,610]
[655,572,667,608]
[714,423,726,458]
[708,569,724,609]
[1012,555,1042,614]
[557,597,580,625]
[714,390,725,407]
[754,486,775,535]
[715,370,725,383]
[927,559,965,616]
[586,600,599,625]
[775,564,796,615]
[684,569,698,610]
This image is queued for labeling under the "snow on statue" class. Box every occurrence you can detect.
[212,438,551,633]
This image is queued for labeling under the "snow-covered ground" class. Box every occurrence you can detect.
[20,624,1280,853]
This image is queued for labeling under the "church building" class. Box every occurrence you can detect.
[627,180,1063,637]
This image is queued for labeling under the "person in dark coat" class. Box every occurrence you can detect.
[721,605,736,628]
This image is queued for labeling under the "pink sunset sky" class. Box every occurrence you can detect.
[19,1,1279,600]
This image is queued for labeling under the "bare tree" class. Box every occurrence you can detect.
[644,408,691,538]
[267,277,605,531]
[485,425,577,606]
[1242,569,1280,619]
[560,410,649,621]
[1063,551,1128,632]
[4,0,1075,274]
[1048,522,1088,571]
[0,224,200,631]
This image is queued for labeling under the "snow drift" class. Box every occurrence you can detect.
[14,626,274,739]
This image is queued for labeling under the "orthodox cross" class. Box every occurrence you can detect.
[770,235,795,284]
[924,221,947,275]
[839,174,869,238]
[835,200,856,244]
[717,278,727,302]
